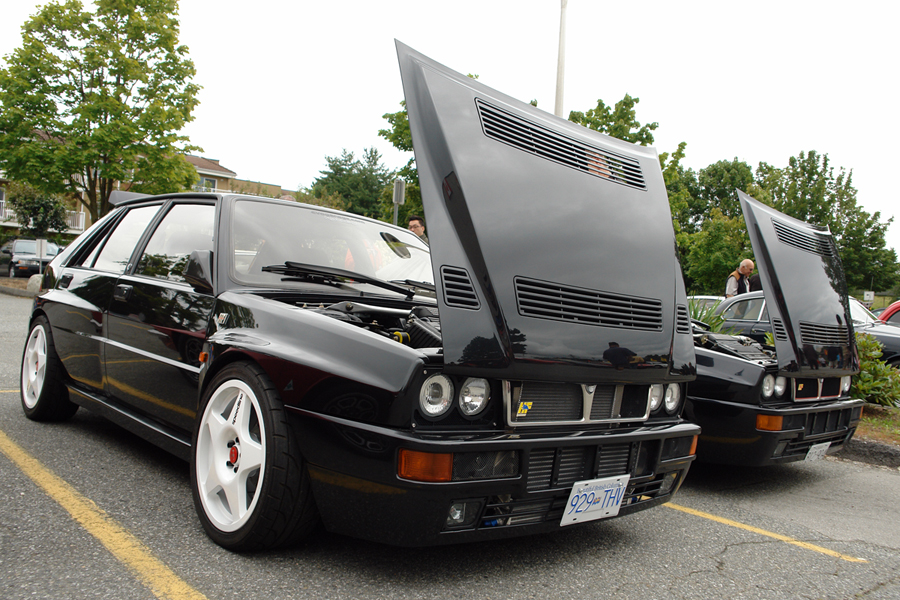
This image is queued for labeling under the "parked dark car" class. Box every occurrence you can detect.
[19,42,699,550]
[1,238,60,278]
[686,192,863,466]
[715,289,900,365]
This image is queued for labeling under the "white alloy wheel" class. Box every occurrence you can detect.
[195,378,266,532]
[21,324,48,409]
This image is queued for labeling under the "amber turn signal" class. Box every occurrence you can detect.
[689,435,698,456]
[756,414,784,431]
[398,449,453,482]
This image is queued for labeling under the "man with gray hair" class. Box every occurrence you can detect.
[725,259,754,298]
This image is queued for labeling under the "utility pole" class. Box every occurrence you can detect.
[554,0,568,117]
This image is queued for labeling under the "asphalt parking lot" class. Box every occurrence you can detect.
[1,291,899,600]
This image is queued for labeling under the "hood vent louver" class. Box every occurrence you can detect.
[440,266,480,310]
[799,321,849,346]
[515,277,662,330]
[772,219,835,257]
[476,100,646,191]
[676,304,690,334]
[772,318,788,341]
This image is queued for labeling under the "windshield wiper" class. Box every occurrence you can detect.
[262,262,415,298]
[389,279,436,293]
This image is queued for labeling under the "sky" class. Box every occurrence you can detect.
[2,0,899,253]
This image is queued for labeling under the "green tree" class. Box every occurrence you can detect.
[4,181,68,238]
[684,208,753,294]
[755,151,898,290]
[310,148,394,219]
[697,159,755,220]
[0,0,200,224]
[568,94,658,145]
[377,101,424,224]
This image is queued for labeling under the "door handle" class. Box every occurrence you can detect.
[113,284,133,301]
[59,273,73,289]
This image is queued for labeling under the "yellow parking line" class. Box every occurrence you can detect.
[1,390,18,393]
[666,502,866,563]
[0,429,207,600]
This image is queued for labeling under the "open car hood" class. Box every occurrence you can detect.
[740,191,859,376]
[396,41,694,382]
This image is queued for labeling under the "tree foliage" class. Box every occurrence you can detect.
[4,181,69,238]
[568,94,658,146]
[377,101,423,224]
[0,0,200,223]
[310,148,394,219]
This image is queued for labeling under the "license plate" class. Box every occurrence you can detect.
[804,441,831,462]
[560,474,630,526]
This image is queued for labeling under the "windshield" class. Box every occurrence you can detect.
[231,199,433,293]
[14,240,59,255]
[849,298,876,325]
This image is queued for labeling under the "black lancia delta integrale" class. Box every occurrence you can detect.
[19,42,699,550]
[686,192,864,466]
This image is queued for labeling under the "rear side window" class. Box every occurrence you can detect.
[92,205,160,274]
[721,298,765,321]
[135,204,215,283]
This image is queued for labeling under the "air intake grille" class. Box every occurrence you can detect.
[772,318,788,341]
[676,304,690,334]
[515,277,662,330]
[476,100,646,190]
[772,219,834,257]
[799,322,849,346]
[440,266,480,310]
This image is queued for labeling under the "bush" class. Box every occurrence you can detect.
[851,333,900,408]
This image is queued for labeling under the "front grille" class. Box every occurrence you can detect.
[526,444,631,492]
[507,381,651,426]
[515,277,663,331]
[784,430,852,458]
[794,378,843,401]
[772,218,835,257]
[476,100,647,190]
[799,322,849,346]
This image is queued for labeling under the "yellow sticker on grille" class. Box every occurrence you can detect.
[517,402,533,416]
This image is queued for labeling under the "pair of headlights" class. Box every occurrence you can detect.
[419,374,490,418]
[649,383,682,414]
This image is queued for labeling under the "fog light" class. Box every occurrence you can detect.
[659,472,678,495]
[445,500,481,528]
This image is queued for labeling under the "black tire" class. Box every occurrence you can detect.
[20,315,78,421]
[190,361,318,551]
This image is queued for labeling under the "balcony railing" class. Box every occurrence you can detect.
[0,199,85,232]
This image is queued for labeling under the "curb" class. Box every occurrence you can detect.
[837,437,900,469]
[0,285,36,298]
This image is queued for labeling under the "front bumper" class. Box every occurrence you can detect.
[686,396,864,466]
[288,408,699,546]
[10,262,41,277]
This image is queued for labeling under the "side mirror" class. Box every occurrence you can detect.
[1,248,10,255]
[183,250,214,294]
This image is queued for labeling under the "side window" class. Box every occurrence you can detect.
[135,204,215,283]
[721,298,765,321]
[92,206,161,274]
[887,311,900,326]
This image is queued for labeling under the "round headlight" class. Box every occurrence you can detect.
[761,374,776,398]
[774,376,788,397]
[648,384,664,412]
[419,374,454,417]
[841,375,852,394]
[664,383,682,414]
[459,378,490,416]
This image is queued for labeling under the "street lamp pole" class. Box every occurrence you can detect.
[554,0,568,118]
